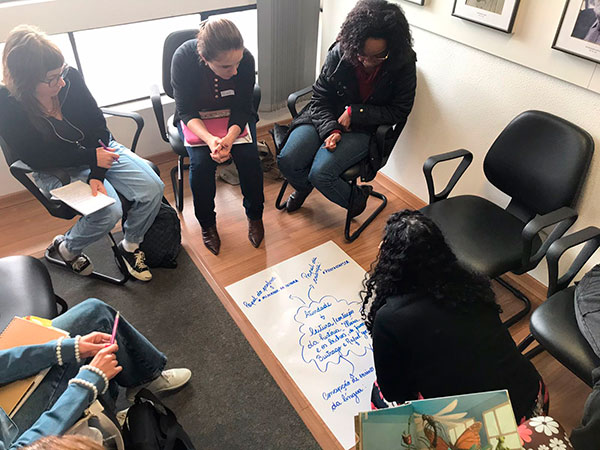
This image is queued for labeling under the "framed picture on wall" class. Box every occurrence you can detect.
[553,0,600,64]
[401,0,425,5]
[452,0,520,33]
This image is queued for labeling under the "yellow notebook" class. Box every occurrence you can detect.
[0,317,68,417]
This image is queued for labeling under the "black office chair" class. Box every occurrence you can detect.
[0,109,152,285]
[0,255,67,331]
[518,227,600,387]
[271,86,401,242]
[150,29,262,212]
[420,110,594,327]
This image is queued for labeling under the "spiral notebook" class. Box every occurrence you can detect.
[0,317,68,417]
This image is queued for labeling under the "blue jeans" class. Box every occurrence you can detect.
[33,141,164,254]
[277,125,371,209]
[178,120,264,228]
[11,298,167,434]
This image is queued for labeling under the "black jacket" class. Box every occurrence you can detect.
[571,367,600,450]
[372,293,541,422]
[288,43,417,180]
[171,39,256,130]
[0,68,109,181]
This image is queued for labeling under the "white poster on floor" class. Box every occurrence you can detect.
[226,241,376,450]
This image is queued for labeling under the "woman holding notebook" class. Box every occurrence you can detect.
[1,298,191,449]
[0,26,164,282]
[172,18,264,256]
[361,210,547,424]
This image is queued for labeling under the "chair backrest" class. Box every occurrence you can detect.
[484,110,594,216]
[162,29,198,99]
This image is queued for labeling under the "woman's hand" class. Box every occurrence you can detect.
[324,133,342,151]
[89,179,107,196]
[337,109,351,131]
[96,147,119,169]
[89,344,122,380]
[79,332,112,359]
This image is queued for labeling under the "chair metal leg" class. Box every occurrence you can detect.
[45,233,129,285]
[344,181,387,242]
[171,156,187,212]
[495,276,532,328]
[517,333,545,359]
[276,179,290,210]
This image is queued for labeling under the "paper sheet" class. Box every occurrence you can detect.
[50,180,115,216]
[226,241,376,449]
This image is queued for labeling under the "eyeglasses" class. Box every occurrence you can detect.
[42,65,69,87]
[357,51,389,64]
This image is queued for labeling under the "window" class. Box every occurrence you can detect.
[482,403,521,449]
[73,14,201,106]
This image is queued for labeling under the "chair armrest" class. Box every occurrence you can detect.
[422,149,473,204]
[287,86,312,118]
[253,84,261,113]
[149,84,169,144]
[10,160,62,205]
[101,107,144,153]
[520,206,578,272]
[546,226,600,297]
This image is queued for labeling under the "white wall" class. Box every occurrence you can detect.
[321,0,600,285]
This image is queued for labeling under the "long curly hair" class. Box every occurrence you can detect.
[337,0,413,66]
[361,210,500,333]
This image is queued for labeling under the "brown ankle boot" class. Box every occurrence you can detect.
[248,219,264,248]
[201,225,221,255]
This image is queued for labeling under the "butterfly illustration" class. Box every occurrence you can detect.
[424,419,482,450]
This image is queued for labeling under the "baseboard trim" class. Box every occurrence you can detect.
[375,172,548,305]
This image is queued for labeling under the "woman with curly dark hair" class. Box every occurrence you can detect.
[277,0,416,217]
[362,210,548,423]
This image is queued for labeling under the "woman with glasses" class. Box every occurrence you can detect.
[0,25,164,281]
[277,0,416,217]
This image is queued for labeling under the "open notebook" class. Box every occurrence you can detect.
[0,317,68,417]
[181,109,252,147]
[50,180,115,216]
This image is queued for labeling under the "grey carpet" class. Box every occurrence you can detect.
[42,236,320,450]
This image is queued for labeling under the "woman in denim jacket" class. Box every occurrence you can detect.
[0,299,191,449]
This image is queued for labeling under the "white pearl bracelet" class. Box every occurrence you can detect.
[55,336,65,366]
[81,365,109,395]
[74,335,81,363]
[68,378,98,403]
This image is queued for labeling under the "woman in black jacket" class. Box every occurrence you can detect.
[171,19,264,256]
[277,0,416,216]
[361,210,548,423]
[0,25,163,281]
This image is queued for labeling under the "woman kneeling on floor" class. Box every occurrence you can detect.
[362,210,548,423]
[0,25,164,281]
[0,298,191,449]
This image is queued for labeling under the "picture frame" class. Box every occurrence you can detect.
[553,0,600,64]
[452,0,521,33]
[401,0,425,5]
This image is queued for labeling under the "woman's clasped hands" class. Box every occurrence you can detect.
[207,134,234,163]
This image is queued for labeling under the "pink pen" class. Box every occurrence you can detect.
[98,139,119,163]
[110,311,120,345]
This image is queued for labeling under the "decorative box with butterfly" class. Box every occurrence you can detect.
[354,390,521,450]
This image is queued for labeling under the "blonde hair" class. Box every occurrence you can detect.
[2,24,64,119]
[21,435,105,450]
[197,18,243,61]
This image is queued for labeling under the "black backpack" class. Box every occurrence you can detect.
[139,200,181,268]
[122,389,195,450]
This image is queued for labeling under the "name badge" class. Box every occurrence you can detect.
[220,89,235,97]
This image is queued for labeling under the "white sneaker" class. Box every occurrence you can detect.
[126,368,191,402]
[52,235,94,276]
[116,408,129,427]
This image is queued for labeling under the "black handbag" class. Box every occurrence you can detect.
[122,389,195,450]
[139,199,181,269]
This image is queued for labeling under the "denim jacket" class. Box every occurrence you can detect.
[0,339,104,449]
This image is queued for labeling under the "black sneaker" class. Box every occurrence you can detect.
[117,243,152,281]
[51,235,94,276]
[348,185,374,218]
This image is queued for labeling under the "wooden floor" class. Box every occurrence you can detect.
[0,135,592,448]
